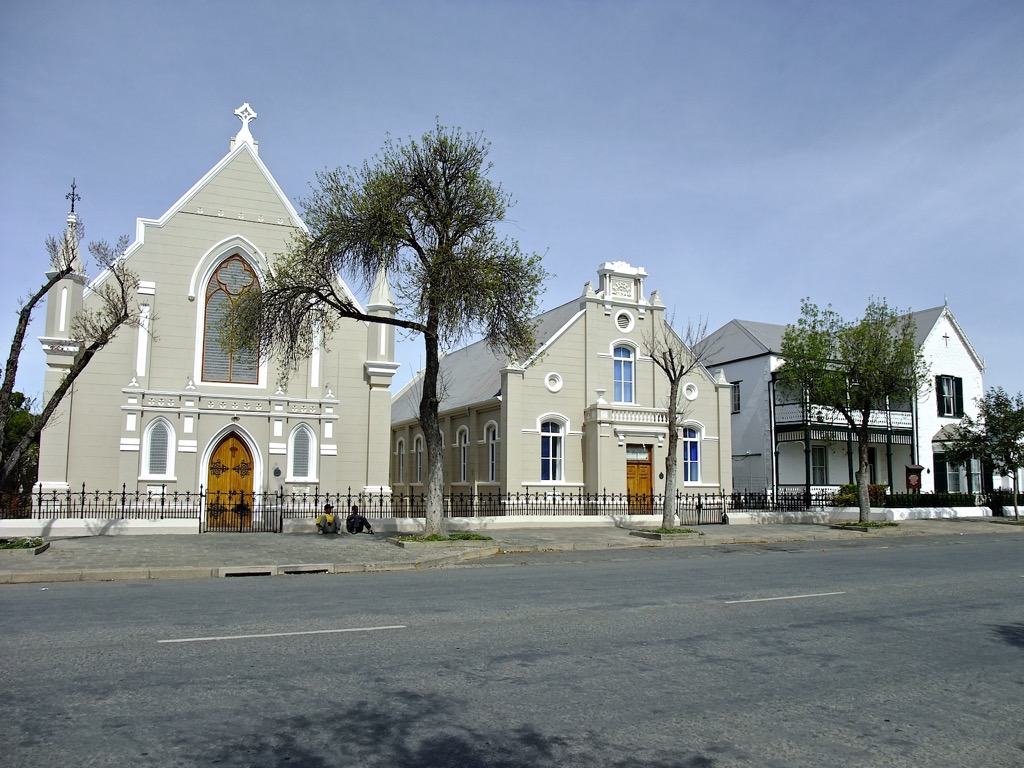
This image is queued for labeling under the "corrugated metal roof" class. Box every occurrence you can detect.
[392,297,584,424]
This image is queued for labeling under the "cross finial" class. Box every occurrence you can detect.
[66,178,81,213]
[235,102,257,130]
[233,103,258,150]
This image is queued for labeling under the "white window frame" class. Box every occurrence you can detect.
[682,426,701,484]
[395,438,405,485]
[287,424,317,482]
[414,435,424,484]
[140,418,176,481]
[540,420,565,482]
[613,345,635,404]
[485,423,499,483]
[811,445,828,486]
[456,427,470,483]
[197,252,265,387]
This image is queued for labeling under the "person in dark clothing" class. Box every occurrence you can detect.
[346,505,374,534]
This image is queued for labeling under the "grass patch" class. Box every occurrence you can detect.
[832,521,899,529]
[396,532,494,542]
[641,528,702,535]
[0,537,44,550]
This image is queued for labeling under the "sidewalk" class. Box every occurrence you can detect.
[0,518,1018,585]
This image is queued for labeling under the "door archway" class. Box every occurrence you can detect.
[206,432,255,530]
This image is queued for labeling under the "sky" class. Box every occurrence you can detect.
[2,0,1022,405]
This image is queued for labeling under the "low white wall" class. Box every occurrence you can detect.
[283,514,665,534]
[0,519,200,537]
[2,507,997,538]
[728,507,992,525]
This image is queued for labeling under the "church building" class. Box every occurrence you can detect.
[36,105,397,517]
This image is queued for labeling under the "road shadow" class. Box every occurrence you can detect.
[202,691,719,767]
[991,622,1024,649]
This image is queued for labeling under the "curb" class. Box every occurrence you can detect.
[0,546,498,584]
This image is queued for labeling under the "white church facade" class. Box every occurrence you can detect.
[35,106,396,521]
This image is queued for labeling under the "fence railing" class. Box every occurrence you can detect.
[730,488,837,511]
[6,485,730,524]
[2,485,1000,524]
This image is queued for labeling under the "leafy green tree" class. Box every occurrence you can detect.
[946,387,1024,520]
[778,299,927,523]
[2,392,38,497]
[236,124,546,534]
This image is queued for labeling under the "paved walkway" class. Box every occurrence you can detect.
[0,518,1018,584]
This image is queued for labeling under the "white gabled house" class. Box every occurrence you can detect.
[703,305,988,498]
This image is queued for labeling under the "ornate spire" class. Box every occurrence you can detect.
[63,179,83,273]
[66,178,80,214]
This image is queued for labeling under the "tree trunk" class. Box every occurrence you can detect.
[0,278,62,476]
[1013,473,1020,522]
[856,432,871,524]
[419,327,446,536]
[661,378,681,530]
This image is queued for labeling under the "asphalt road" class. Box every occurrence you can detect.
[1,534,1021,767]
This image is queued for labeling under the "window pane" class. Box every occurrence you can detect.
[203,256,259,383]
[614,347,634,403]
[293,428,310,478]
[149,424,168,475]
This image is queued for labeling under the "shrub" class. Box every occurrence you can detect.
[833,484,887,507]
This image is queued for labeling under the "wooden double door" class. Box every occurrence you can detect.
[205,433,255,531]
[626,444,654,513]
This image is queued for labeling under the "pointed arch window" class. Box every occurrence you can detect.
[414,436,424,484]
[395,439,406,485]
[288,424,316,481]
[142,419,175,479]
[202,255,260,384]
[457,428,470,483]
[486,424,498,483]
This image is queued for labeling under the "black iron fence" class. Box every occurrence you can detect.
[4,484,1000,528]
[9,485,730,526]
[729,488,837,511]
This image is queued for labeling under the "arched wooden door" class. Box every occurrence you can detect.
[206,433,254,530]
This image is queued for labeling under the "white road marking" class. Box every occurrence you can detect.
[158,625,406,644]
[725,591,846,604]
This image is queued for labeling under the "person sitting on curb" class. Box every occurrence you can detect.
[315,503,339,534]
[346,505,374,535]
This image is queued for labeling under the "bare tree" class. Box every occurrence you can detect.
[235,124,546,535]
[643,312,714,530]
[0,225,142,487]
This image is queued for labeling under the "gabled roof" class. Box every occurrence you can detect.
[910,305,985,372]
[703,319,786,366]
[705,305,985,372]
[83,134,366,312]
[391,297,584,424]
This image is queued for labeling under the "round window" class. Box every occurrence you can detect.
[615,310,634,333]
[683,383,699,401]
[545,373,563,393]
